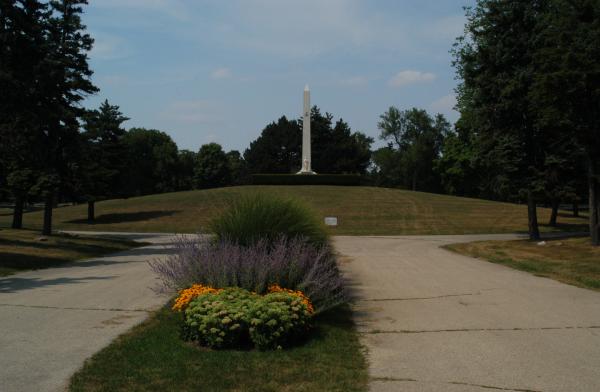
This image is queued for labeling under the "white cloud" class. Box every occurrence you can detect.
[388,70,436,88]
[430,94,457,113]
[211,68,232,80]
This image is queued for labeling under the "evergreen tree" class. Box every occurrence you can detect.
[36,0,98,235]
[0,0,51,229]
[79,100,129,221]
[245,108,372,175]
[244,116,301,174]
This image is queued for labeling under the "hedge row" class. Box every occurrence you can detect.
[251,174,363,186]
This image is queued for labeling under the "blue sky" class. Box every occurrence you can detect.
[84,0,473,153]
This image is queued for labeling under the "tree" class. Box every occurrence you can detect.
[376,107,448,192]
[306,108,373,174]
[36,0,98,235]
[0,0,50,229]
[175,150,197,191]
[79,100,129,221]
[244,116,301,174]
[530,0,600,244]
[245,108,373,175]
[193,143,231,189]
[226,150,250,186]
[122,128,179,196]
[435,119,480,197]
[6,169,36,228]
[454,0,549,240]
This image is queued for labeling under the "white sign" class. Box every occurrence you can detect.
[324,217,338,226]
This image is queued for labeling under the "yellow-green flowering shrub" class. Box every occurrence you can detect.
[183,288,256,349]
[248,291,312,350]
[181,287,312,350]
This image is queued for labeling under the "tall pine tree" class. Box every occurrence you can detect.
[79,100,129,222]
[36,0,97,235]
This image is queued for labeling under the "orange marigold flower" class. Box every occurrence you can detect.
[267,284,315,314]
[172,284,221,311]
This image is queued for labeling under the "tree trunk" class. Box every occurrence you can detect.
[11,197,24,229]
[590,164,599,246]
[42,194,53,236]
[527,192,540,241]
[573,202,579,217]
[549,199,559,227]
[87,200,95,223]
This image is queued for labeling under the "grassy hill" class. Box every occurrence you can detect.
[0,186,588,235]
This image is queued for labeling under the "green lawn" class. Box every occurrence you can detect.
[0,229,140,276]
[69,305,368,392]
[445,236,600,290]
[0,186,588,235]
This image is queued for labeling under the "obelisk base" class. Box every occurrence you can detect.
[296,170,317,175]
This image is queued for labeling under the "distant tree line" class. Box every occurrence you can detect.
[1,0,598,246]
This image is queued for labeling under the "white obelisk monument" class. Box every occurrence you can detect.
[298,85,316,174]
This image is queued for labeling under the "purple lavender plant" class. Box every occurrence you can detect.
[149,235,347,313]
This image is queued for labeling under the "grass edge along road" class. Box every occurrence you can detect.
[69,305,368,392]
[0,229,140,276]
[0,186,589,235]
[445,236,600,291]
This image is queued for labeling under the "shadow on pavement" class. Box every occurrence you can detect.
[0,275,116,293]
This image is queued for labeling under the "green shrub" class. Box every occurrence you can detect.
[209,193,328,247]
[182,288,313,350]
[183,288,256,349]
[248,291,312,350]
[251,174,363,186]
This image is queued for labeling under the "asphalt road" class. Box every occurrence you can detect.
[335,235,600,392]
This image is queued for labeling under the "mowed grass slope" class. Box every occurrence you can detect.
[0,186,588,235]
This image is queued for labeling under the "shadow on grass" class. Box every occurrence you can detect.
[0,252,70,274]
[539,222,590,233]
[66,210,181,225]
[0,237,135,254]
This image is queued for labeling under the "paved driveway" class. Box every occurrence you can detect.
[335,235,600,392]
[0,233,182,392]
[2,233,599,392]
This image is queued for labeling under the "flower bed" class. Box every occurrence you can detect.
[174,284,314,350]
[150,194,347,351]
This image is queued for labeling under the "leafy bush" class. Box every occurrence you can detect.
[182,287,312,350]
[209,193,328,247]
[248,291,312,350]
[183,288,255,349]
[251,174,363,186]
[150,236,346,313]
